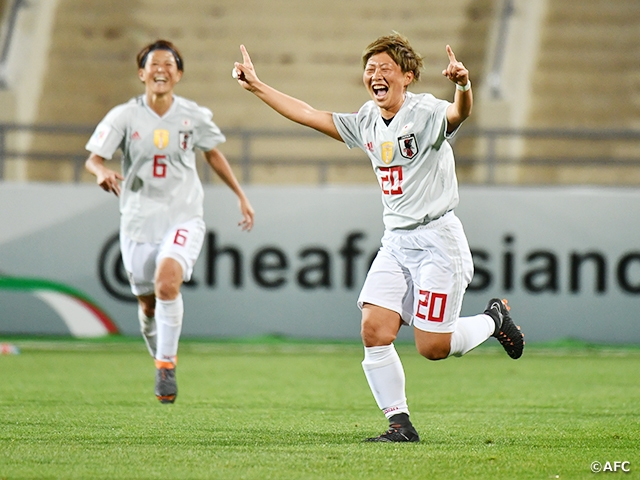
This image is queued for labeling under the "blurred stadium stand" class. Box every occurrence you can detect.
[0,0,639,185]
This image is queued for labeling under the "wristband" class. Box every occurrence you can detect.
[456,80,471,92]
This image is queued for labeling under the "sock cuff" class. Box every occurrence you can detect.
[156,294,183,315]
[362,344,400,370]
[155,294,184,328]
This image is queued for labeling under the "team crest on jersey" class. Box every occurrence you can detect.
[398,134,418,159]
[153,129,170,149]
[179,130,194,151]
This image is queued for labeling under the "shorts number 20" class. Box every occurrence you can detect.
[416,290,448,322]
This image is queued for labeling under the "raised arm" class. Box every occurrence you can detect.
[442,45,473,133]
[234,45,343,142]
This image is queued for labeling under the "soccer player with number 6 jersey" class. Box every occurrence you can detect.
[85,40,254,404]
[234,32,524,442]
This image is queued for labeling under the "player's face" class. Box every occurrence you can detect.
[138,50,182,95]
[363,52,414,118]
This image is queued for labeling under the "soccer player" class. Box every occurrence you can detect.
[233,33,524,442]
[85,40,254,404]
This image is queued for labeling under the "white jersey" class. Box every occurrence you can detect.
[86,95,225,243]
[333,91,460,231]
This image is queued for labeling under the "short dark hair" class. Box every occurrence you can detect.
[136,40,184,71]
[362,32,423,83]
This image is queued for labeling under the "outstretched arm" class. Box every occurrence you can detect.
[442,45,473,133]
[203,148,255,231]
[234,45,343,142]
[85,153,123,196]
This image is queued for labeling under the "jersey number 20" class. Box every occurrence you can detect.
[379,166,403,195]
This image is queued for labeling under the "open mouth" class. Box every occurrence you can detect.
[153,76,168,84]
[372,85,388,100]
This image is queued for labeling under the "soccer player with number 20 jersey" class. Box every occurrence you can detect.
[85,40,254,404]
[234,32,524,442]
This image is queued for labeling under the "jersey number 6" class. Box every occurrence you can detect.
[153,155,167,178]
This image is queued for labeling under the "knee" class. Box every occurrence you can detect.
[361,319,397,347]
[416,343,450,361]
[415,331,453,361]
[360,304,402,347]
[154,257,184,301]
[154,277,181,301]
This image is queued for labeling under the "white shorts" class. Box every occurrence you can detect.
[120,217,206,297]
[358,212,474,333]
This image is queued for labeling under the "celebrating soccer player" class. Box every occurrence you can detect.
[234,33,524,442]
[85,40,254,404]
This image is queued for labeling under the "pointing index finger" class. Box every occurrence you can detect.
[240,44,253,66]
[446,44,457,63]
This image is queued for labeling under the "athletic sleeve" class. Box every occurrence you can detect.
[332,112,363,150]
[195,106,226,152]
[85,104,129,159]
[442,103,463,141]
[424,98,460,149]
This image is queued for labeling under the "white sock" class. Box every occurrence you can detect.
[448,314,494,357]
[138,306,157,358]
[361,344,409,419]
[155,294,183,364]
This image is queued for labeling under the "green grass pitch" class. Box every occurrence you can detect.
[0,337,638,479]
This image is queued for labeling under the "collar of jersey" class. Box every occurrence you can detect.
[142,94,178,119]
